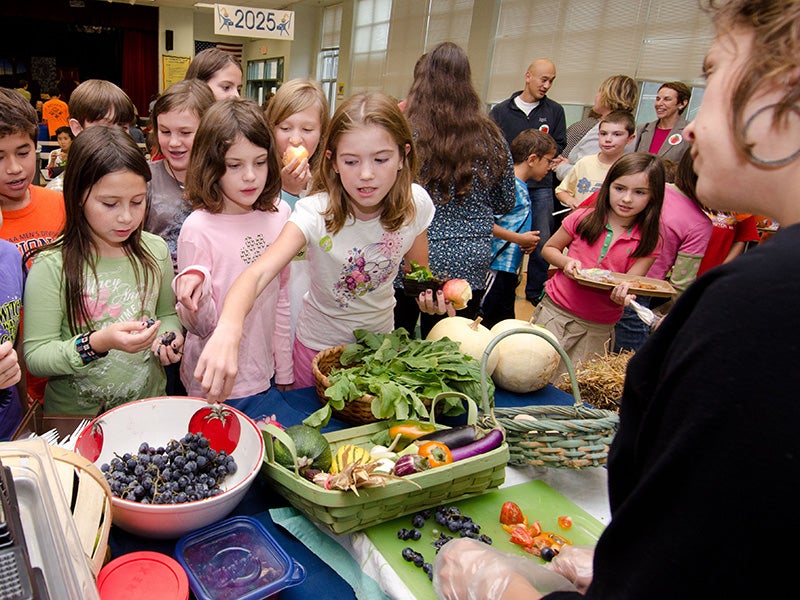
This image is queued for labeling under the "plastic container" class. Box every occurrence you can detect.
[0,439,99,600]
[175,516,306,600]
[97,551,189,600]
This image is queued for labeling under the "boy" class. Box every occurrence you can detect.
[46,79,136,192]
[41,88,69,140]
[0,208,24,440]
[480,129,557,328]
[555,110,635,210]
[0,88,65,261]
[0,88,66,405]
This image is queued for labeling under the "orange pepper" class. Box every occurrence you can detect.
[417,441,453,468]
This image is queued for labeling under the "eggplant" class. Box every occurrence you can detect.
[415,425,482,450]
[393,454,430,477]
[449,428,504,462]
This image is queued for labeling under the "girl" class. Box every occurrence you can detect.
[179,92,451,402]
[535,152,664,374]
[22,126,183,416]
[144,78,215,272]
[264,79,330,342]
[264,78,330,207]
[185,47,243,101]
[395,42,516,337]
[174,98,292,400]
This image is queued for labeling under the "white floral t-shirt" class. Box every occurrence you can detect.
[290,183,434,350]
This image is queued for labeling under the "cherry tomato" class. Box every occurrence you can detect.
[499,501,526,525]
[558,515,573,530]
[508,524,535,548]
[75,421,104,462]
[188,404,242,454]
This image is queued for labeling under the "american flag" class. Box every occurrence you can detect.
[194,40,243,63]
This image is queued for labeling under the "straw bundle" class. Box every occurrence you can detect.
[555,350,634,412]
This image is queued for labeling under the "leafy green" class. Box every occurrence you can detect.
[302,328,495,427]
[404,261,436,282]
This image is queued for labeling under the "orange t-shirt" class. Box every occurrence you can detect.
[42,97,70,137]
[1,185,66,402]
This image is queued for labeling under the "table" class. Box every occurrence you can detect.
[108,386,610,599]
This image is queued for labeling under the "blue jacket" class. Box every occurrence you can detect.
[490,91,566,190]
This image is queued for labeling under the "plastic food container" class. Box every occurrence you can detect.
[97,551,189,600]
[174,516,306,600]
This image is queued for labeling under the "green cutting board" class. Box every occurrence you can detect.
[365,480,605,600]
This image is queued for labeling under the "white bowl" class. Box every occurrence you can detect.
[74,397,264,539]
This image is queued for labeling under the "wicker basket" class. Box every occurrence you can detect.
[260,393,508,534]
[312,345,435,425]
[478,328,619,469]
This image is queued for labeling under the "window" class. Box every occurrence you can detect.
[350,0,393,94]
[318,3,342,112]
[487,0,712,108]
[246,57,284,106]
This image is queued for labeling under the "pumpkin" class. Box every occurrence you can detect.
[273,425,332,473]
[488,319,561,393]
[426,316,499,375]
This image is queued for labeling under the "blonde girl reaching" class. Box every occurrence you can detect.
[535,152,664,375]
[264,79,330,343]
[182,92,452,403]
[174,98,292,400]
[23,126,184,416]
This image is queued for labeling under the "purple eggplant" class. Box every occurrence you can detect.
[449,428,504,462]
[393,454,430,477]
[415,425,482,449]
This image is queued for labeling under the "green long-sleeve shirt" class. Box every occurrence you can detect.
[23,232,181,415]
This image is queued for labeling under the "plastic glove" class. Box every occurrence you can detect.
[433,538,576,600]
[545,545,595,594]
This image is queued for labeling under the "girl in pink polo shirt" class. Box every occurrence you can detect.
[535,152,664,378]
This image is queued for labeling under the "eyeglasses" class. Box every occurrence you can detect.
[545,157,558,167]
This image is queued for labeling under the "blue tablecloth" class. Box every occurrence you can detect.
[108,385,574,599]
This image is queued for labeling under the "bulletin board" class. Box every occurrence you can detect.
[162,55,191,89]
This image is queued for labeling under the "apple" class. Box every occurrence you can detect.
[442,278,472,310]
[283,144,309,166]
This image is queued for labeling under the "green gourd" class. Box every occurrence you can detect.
[273,425,332,473]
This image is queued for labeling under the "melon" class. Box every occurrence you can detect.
[426,316,499,375]
[273,425,332,473]
[488,319,561,393]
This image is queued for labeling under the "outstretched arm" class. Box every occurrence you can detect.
[193,222,306,402]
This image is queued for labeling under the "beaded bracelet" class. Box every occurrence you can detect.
[75,331,108,365]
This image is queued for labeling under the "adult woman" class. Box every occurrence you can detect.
[554,74,639,181]
[433,0,800,597]
[633,81,692,162]
[394,42,515,337]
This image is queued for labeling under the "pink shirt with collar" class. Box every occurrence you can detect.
[545,208,661,324]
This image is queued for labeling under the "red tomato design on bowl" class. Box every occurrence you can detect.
[75,421,104,462]
[188,405,241,455]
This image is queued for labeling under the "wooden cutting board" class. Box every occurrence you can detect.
[365,480,605,600]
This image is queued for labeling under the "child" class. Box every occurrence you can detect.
[0,87,66,404]
[46,125,74,177]
[46,79,137,192]
[22,126,184,416]
[0,208,24,440]
[174,98,291,400]
[696,210,759,276]
[264,78,330,206]
[480,129,556,328]
[185,47,243,101]
[536,152,664,376]
[555,110,636,210]
[179,92,451,402]
[145,79,215,272]
[264,79,330,342]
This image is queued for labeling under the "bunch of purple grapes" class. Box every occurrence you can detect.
[100,432,237,504]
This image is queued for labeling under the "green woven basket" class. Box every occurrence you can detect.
[478,328,619,469]
[260,393,509,534]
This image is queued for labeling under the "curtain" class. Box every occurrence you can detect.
[122,28,158,120]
